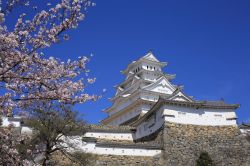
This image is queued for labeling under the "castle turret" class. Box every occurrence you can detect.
[101,52,192,125]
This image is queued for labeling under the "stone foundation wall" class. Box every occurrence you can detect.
[162,123,250,166]
[94,155,161,166]
[80,123,250,166]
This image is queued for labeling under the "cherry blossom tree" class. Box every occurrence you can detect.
[17,102,95,165]
[0,123,24,165]
[0,0,96,164]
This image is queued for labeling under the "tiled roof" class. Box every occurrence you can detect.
[239,123,250,129]
[96,142,163,150]
[86,124,136,133]
[161,99,240,109]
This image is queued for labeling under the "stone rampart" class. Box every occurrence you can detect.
[82,123,250,166]
[162,122,250,166]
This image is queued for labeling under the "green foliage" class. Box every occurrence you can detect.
[17,102,89,165]
[196,151,215,166]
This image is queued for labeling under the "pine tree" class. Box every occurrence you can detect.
[196,151,215,166]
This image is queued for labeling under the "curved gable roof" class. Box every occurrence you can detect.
[142,76,176,94]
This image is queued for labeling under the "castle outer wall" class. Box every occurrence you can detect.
[90,123,250,166]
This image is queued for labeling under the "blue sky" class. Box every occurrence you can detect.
[9,0,250,124]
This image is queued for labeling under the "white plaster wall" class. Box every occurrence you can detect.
[142,63,161,72]
[84,132,134,141]
[140,93,159,102]
[109,107,140,125]
[109,103,152,125]
[163,105,237,126]
[240,129,250,134]
[64,136,161,157]
[21,126,33,135]
[172,96,188,102]
[1,117,21,127]
[135,109,164,139]
[110,94,140,116]
[142,72,158,81]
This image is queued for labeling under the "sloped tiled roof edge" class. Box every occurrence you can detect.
[96,142,163,150]
[239,123,250,129]
[86,124,136,133]
[132,97,240,127]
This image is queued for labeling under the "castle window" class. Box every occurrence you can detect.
[178,112,186,117]
[214,114,222,118]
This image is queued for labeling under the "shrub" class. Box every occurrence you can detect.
[196,151,215,166]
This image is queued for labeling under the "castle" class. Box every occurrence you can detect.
[3,52,250,165]
[78,52,250,165]
[101,51,239,127]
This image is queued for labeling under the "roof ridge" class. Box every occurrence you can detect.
[141,51,160,62]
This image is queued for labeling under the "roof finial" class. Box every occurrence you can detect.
[148,49,154,54]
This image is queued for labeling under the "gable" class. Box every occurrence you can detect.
[169,91,193,102]
[143,77,176,94]
[141,52,160,62]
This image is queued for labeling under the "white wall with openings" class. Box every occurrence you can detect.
[65,136,161,157]
[84,132,134,141]
[163,105,237,126]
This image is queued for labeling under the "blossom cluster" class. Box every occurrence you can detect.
[0,0,95,164]
[0,0,96,116]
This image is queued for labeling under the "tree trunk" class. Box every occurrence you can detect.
[42,143,51,166]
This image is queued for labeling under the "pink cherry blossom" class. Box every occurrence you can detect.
[0,0,95,164]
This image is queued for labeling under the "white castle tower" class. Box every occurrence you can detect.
[101,52,238,127]
[101,51,194,125]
